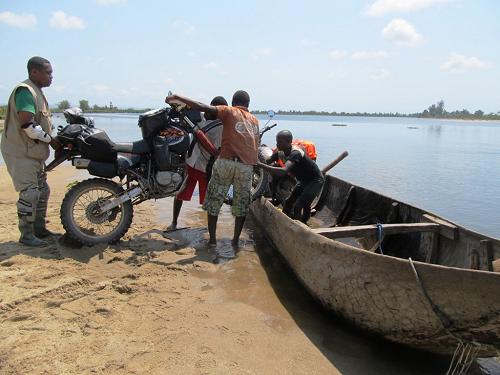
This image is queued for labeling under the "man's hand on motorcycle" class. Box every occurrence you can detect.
[50,136,63,151]
[165,94,190,110]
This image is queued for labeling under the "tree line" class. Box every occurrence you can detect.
[54,99,150,114]
[1,99,499,121]
[254,101,500,120]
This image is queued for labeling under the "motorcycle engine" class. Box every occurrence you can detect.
[155,171,183,192]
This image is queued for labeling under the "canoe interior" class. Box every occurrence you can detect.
[315,175,500,272]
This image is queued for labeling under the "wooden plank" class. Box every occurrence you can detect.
[478,240,493,271]
[423,232,440,264]
[422,214,458,240]
[313,223,439,239]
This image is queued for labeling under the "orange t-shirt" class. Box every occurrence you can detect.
[216,105,259,165]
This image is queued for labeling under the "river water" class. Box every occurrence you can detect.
[2,112,499,235]
[29,112,500,237]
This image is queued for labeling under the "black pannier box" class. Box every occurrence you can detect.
[138,108,170,139]
[58,124,116,162]
[79,131,116,162]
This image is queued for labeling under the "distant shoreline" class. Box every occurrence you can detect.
[252,111,500,121]
[49,112,500,122]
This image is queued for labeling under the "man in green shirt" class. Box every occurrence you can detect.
[1,56,61,246]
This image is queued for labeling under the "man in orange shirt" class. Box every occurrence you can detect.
[165,90,259,248]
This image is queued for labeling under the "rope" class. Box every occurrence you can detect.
[409,258,481,374]
[376,223,384,254]
[409,257,452,329]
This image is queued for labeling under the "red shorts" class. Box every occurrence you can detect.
[176,165,208,204]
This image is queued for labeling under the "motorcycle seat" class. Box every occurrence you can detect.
[113,139,151,154]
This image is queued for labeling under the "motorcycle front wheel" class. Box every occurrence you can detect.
[60,178,133,246]
[251,166,270,200]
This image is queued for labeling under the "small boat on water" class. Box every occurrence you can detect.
[250,175,500,357]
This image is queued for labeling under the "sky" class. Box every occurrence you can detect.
[1,0,499,113]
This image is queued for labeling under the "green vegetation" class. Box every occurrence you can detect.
[52,99,151,114]
[412,100,500,120]
[0,105,6,119]
[57,100,71,110]
[254,100,500,120]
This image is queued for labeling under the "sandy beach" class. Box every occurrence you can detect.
[0,166,465,374]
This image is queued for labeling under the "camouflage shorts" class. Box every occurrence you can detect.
[203,158,253,217]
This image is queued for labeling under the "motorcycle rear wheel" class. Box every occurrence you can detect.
[60,178,133,246]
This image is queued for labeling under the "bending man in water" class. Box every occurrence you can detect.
[259,130,324,223]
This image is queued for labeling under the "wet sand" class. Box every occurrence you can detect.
[0,165,476,374]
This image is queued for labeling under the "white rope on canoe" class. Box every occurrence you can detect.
[408,258,482,374]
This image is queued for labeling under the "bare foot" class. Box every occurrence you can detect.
[165,223,177,231]
[208,239,217,248]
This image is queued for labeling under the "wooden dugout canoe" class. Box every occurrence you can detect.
[249,175,500,357]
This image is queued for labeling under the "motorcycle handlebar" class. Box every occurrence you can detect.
[260,123,277,135]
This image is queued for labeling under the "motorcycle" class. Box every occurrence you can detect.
[47,104,222,246]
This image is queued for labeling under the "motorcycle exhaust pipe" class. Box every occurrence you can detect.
[183,115,219,157]
[98,186,142,213]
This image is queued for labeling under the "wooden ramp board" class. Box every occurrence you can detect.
[421,214,458,240]
[313,223,440,239]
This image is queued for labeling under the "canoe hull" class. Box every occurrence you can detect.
[250,197,500,356]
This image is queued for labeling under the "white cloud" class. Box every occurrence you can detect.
[382,18,423,46]
[171,19,195,36]
[164,78,174,85]
[441,53,492,73]
[96,0,127,5]
[329,50,348,60]
[203,62,218,70]
[371,69,392,80]
[351,50,389,60]
[365,0,451,16]
[50,11,85,30]
[0,11,36,29]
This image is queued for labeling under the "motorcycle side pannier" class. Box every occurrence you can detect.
[79,130,116,162]
[58,124,116,162]
[138,108,170,139]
